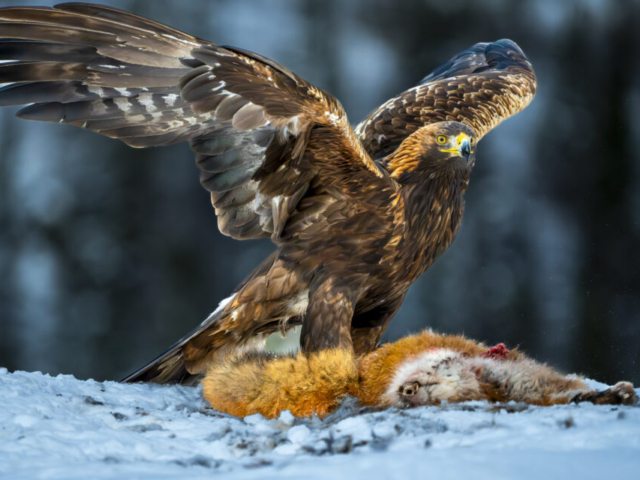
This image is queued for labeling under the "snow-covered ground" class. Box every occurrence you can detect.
[1,367,639,480]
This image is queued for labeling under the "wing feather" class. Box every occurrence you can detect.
[0,7,534,243]
[0,5,204,147]
[355,39,537,160]
[0,3,387,242]
[176,43,391,239]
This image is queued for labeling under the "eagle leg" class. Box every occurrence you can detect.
[350,294,406,355]
[299,273,364,352]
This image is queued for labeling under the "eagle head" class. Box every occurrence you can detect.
[385,121,478,183]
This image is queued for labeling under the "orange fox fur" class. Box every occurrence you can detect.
[202,330,637,419]
[201,349,359,418]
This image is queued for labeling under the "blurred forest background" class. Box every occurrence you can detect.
[1,0,639,385]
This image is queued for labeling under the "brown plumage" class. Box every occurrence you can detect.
[0,4,537,384]
[203,331,638,419]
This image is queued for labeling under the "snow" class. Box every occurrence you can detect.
[1,368,639,479]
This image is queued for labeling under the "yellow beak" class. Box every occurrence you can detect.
[440,134,473,159]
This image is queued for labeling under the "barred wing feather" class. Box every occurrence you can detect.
[0,3,386,241]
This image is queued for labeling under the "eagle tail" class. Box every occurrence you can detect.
[122,339,194,385]
[124,251,294,385]
[122,302,232,385]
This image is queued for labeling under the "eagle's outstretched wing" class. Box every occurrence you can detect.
[0,3,389,240]
[355,39,537,160]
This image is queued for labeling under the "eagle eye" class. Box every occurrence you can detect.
[436,135,447,145]
[470,138,475,145]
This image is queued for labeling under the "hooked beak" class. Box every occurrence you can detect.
[440,133,474,162]
[459,136,471,161]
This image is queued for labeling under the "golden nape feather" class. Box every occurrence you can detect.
[203,331,638,419]
[0,4,537,385]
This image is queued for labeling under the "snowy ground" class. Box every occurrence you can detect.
[1,368,639,480]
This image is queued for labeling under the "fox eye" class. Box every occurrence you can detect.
[436,135,447,145]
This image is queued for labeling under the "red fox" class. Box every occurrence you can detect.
[203,330,637,418]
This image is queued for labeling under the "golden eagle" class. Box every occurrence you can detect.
[0,3,537,383]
